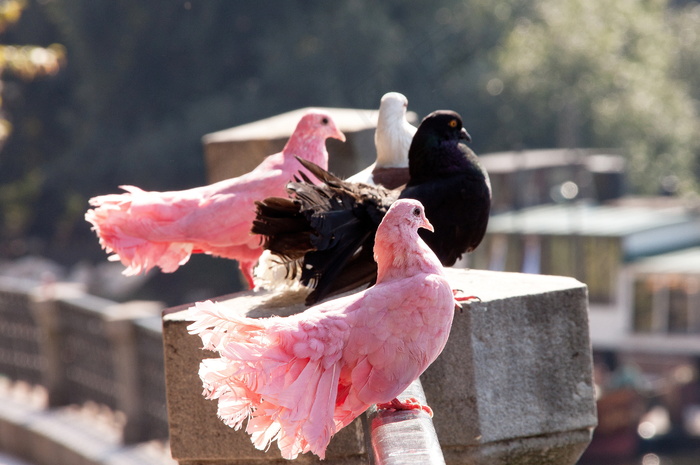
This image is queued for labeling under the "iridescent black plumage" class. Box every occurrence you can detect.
[253,110,491,304]
[399,111,491,266]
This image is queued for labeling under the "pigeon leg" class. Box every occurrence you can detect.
[453,289,481,303]
[240,260,256,289]
[376,397,433,417]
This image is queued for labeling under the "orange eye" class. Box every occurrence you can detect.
[449,119,458,128]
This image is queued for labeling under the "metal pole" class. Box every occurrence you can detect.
[366,378,446,465]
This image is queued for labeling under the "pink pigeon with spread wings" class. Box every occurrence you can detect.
[186,199,457,460]
[85,111,345,288]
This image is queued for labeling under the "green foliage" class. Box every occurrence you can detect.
[670,3,700,187]
[0,0,64,143]
[494,0,700,193]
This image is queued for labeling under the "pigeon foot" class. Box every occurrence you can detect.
[376,397,433,417]
[452,289,481,302]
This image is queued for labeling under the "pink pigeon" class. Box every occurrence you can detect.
[186,198,457,460]
[85,111,345,288]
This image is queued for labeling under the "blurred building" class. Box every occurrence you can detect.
[479,148,626,213]
[468,150,700,457]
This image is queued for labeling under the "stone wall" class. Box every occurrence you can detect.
[0,277,174,465]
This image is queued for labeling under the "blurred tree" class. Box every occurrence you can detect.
[0,0,698,268]
[2,0,512,261]
[0,0,64,150]
[492,0,700,193]
[670,2,700,180]
[0,0,65,256]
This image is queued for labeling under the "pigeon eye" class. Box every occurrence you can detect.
[412,207,421,217]
[449,119,458,128]
[321,117,329,125]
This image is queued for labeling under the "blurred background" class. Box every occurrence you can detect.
[1,1,700,464]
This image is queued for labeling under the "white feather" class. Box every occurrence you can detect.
[347,92,416,185]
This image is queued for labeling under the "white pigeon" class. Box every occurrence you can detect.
[347,92,416,189]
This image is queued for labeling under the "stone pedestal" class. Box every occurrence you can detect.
[162,269,596,464]
[422,270,596,465]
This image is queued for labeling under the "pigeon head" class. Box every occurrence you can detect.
[298,111,346,142]
[375,198,440,282]
[407,110,476,182]
[378,92,409,119]
[419,110,471,143]
[384,199,434,233]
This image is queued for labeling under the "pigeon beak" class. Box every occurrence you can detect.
[334,128,347,142]
[460,127,472,143]
[421,216,435,233]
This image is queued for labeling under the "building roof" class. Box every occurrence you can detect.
[202,107,378,143]
[487,202,700,260]
[488,202,698,236]
[630,246,700,275]
[202,106,418,144]
[479,148,625,174]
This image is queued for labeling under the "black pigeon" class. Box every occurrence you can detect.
[399,111,491,265]
[253,110,491,304]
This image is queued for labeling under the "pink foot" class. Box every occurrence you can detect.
[453,289,481,302]
[376,397,433,417]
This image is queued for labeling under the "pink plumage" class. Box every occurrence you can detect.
[186,199,456,460]
[85,111,345,288]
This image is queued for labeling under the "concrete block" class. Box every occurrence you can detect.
[201,106,381,184]
[162,269,596,464]
[423,269,596,464]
